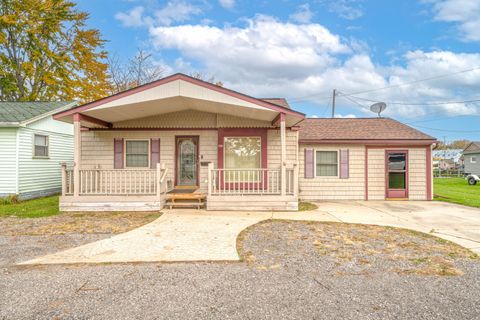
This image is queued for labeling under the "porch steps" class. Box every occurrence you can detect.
[165,193,206,209]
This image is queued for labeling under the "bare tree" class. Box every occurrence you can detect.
[189,72,223,87]
[108,50,165,94]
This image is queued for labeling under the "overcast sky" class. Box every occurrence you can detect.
[77,0,480,141]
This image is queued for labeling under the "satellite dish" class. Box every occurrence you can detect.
[370,102,387,117]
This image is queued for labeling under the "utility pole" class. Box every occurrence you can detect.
[331,89,336,118]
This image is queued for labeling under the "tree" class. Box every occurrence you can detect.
[448,139,470,150]
[108,50,165,94]
[0,0,109,102]
[189,72,223,86]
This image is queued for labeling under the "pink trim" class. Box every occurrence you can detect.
[271,112,285,127]
[217,128,268,190]
[299,139,436,146]
[385,150,409,199]
[426,146,432,200]
[79,114,112,128]
[53,73,305,120]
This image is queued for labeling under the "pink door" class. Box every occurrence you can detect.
[386,151,408,199]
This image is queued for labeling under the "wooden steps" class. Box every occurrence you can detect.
[166,193,206,209]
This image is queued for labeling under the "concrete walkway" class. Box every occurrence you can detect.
[20,201,480,265]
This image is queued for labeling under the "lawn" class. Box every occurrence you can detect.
[0,196,60,218]
[434,178,480,208]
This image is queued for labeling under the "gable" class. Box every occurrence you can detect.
[464,142,480,154]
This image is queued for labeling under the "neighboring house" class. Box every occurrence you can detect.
[463,142,480,175]
[434,158,456,171]
[53,73,436,212]
[0,101,76,200]
[433,149,464,166]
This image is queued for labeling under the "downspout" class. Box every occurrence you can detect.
[15,128,20,195]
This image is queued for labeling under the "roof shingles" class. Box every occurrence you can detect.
[0,101,75,123]
[298,118,435,141]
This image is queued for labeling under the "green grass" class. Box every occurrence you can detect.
[434,178,480,208]
[299,202,318,211]
[0,196,60,218]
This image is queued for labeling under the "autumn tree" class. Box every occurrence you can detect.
[189,72,223,86]
[108,50,165,94]
[0,0,109,102]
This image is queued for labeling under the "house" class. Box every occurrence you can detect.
[0,101,76,200]
[463,142,480,175]
[52,73,436,212]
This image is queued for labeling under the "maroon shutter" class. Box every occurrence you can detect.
[340,149,349,179]
[114,138,124,169]
[304,148,314,178]
[150,138,160,169]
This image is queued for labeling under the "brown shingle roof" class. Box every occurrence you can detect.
[260,98,290,109]
[463,141,480,154]
[298,118,436,141]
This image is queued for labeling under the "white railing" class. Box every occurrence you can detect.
[209,167,281,195]
[62,163,171,197]
[79,169,158,195]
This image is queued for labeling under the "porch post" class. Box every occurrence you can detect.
[207,162,214,196]
[156,163,161,198]
[60,163,67,196]
[73,113,81,197]
[280,113,286,196]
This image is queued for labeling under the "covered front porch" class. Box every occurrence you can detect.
[55,74,303,211]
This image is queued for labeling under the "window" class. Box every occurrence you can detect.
[34,134,48,157]
[224,137,261,182]
[224,137,261,169]
[471,156,477,164]
[315,151,338,176]
[125,140,149,168]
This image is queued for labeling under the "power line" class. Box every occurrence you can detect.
[412,124,480,133]
[338,66,480,97]
[340,95,480,106]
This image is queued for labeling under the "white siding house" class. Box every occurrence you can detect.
[0,102,76,200]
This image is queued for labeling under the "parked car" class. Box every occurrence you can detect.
[467,174,480,185]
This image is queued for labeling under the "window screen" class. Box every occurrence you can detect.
[34,134,48,157]
[125,140,149,167]
[316,151,338,176]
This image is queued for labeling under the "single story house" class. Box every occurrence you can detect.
[0,101,76,200]
[52,73,436,211]
[463,142,480,175]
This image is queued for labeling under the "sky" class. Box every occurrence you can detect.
[75,0,480,141]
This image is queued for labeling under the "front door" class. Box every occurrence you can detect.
[386,151,408,199]
[176,136,199,186]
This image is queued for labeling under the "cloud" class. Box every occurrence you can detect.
[323,0,364,20]
[426,0,480,41]
[154,0,202,26]
[122,13,480,118]
[219,0,235,9]
[289,4,314,24]
[115,6,146,27]
[116,1,202,27]
[335,113,357,118]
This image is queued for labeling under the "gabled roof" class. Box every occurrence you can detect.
[54,73,304,121]
[298,118,436,144]
[463,141,480,154]
[260,98,290,109]
[0,101,77,126]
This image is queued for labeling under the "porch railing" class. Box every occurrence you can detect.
[207,165,297,196]
[61,163,170,197]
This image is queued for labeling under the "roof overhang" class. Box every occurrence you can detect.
[299,139,438,146]
[54,73,305,128]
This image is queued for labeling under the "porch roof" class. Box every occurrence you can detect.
[54,73,305,128]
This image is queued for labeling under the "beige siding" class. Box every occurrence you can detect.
[80,130,218,192]
[299,144,366,200]
[218,114,273,128]
[367,148,428,200]
[367,148,385,200]
[268,130,298,169]
[408,148,427,200]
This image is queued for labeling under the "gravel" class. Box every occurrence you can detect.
[1,220,479,320]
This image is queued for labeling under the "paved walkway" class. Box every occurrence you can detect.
[20,201,480,265]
